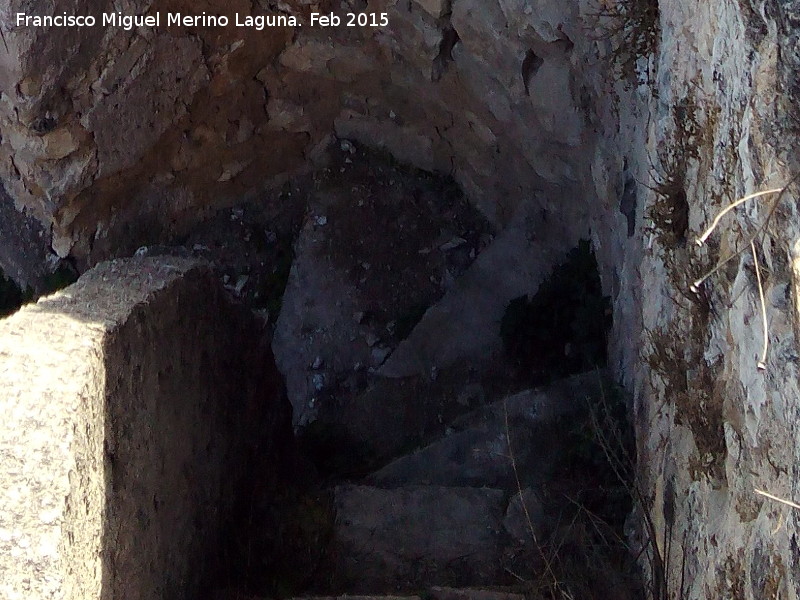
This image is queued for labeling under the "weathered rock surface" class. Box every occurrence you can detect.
[272,150,490,427]
[0,0,592,270]
[272,215,370,427]
[0,256,288,600]
[0,183,54,292]
[624,5,800,599]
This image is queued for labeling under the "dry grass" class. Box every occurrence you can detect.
[503,375,647,600]
[690,173,800,370]
[589,0,660,85]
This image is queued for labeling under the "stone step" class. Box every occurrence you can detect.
[211,371,635,600]
[214,587,526,600]
[324,485,512,593]
[366,371,605,489]
[379,203,579,379]
[297,363,506,478]
[297,589,526,600]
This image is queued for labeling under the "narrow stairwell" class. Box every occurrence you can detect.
[212,373,643,600]
[190,148,645,600]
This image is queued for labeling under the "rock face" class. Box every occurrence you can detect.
[0,0,592,272]
[0,183,53,292]
[0,256,289,600]
[271,151,491,427]
[3,1,800,598]
[625,5,800,600]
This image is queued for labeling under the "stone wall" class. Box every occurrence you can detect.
[624,2,800,598]
[0,256,284,600]
[1,0,633,389]
[0,0,605,269]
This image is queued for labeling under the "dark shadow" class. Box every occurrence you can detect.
[0,267,28,317]
[501,239,612,385]
[0,182,53,293]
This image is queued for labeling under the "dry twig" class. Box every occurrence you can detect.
[754,488,800,510]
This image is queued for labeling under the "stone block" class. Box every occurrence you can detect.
[329,484,506,592]
[0,256,281,600]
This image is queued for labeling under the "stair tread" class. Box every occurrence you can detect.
[292,587,526,600]
[215,586,526,600]
[380,203,576,379]
[324,485,509,593]
[367,371,606,489]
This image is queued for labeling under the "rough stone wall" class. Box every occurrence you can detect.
[0,256,280,600]
[0,0,602,270]
[0,182,53,291]
[604,1,800,598]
